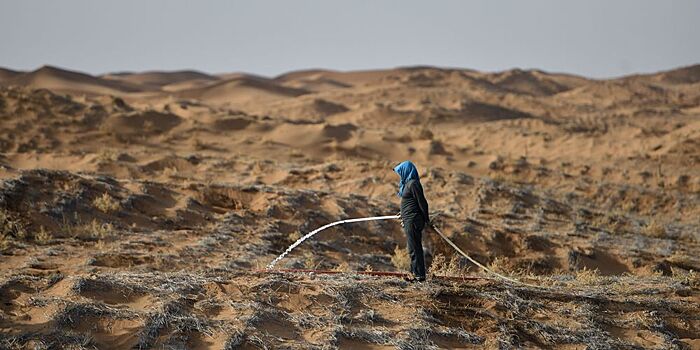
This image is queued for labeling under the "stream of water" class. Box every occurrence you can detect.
[266,215,400,269]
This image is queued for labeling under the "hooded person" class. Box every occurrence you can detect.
[394,161,429,281]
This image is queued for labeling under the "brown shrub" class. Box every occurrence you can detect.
[64,219,115,241]
[93,193,120,213]
[34,226,52,245]
[573,268,602,286]
[431,253,466,276]
[642,218,666,238]
[391,246,410,271]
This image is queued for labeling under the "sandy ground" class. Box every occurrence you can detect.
[0,64,698,349]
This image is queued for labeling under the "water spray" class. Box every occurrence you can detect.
[266,214,400,270]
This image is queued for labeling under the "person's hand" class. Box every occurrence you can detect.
[397,212,404,227]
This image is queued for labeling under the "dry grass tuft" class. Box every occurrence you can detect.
[491,173,511,184]
[0,236,10,251]
[431,253,466,276]
[93,193,120,213]
[573,268,602,286]
[673,269,699,288]
[1,209,26,240]
[334,261,351,272]
[95,149,120,164]
[34,226,52,245]
[303,252,319,269]
[390,246,410,271]
[288,231,302,242]
[642,217,666,238]
[487,256,510,275]
[65,219,115,241]
[163,166,179,177]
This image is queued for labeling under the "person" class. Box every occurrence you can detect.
[394,160,429,282]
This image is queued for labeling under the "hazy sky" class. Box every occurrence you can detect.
[1,1,698,78]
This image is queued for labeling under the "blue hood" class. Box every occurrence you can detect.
[394,161,419,197]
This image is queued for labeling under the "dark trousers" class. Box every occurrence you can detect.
[404,220,426,278]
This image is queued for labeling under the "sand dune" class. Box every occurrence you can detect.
[276,68,401,87]
[216,72,270,81]
[432,101,536,123]
[176,75,309,105]
[259,97,350,123]
[102,70,219,89]
[265,122,358,149]
[652,63,700,84]
[160,78,221,92]
[274,69,353,91]
[2,65,145,95]
[0,64,699,349]
[484,69,579,96]
[102,110,183,136]
[274,68,335,81]
[0,68,21,83]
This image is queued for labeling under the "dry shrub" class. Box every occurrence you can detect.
[288,231,302,242]
[34,226,52,245]
[66,219,115,241]
[303,253,318,269]
[96,149,120,164]
[667,253,694,269]
[682,270,699,287]
[609,277,634,293]
[333,262,350,272]
[573,268,601,286]
[491,173,510,183]
[195,186,245,209]
[487,256,510,275]
[638,265,665,277]
[163,166,179,177]
[0,209,26,239]
[642,218,666,238]
[94,240,108,251]
[93,193,120,213]
[0,237,9,251]
[391,246,410,271]
[621,199,637,213]
[431,253,466,276]
[671,267,699,288]
[90,221,115,240]
[596,212,630,235]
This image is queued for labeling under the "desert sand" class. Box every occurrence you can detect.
[0,64,698,349]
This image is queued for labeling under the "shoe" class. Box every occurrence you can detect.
[403,275,426,283]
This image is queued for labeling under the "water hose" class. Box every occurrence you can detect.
[429,224,530,286]
[266,214,541,288]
